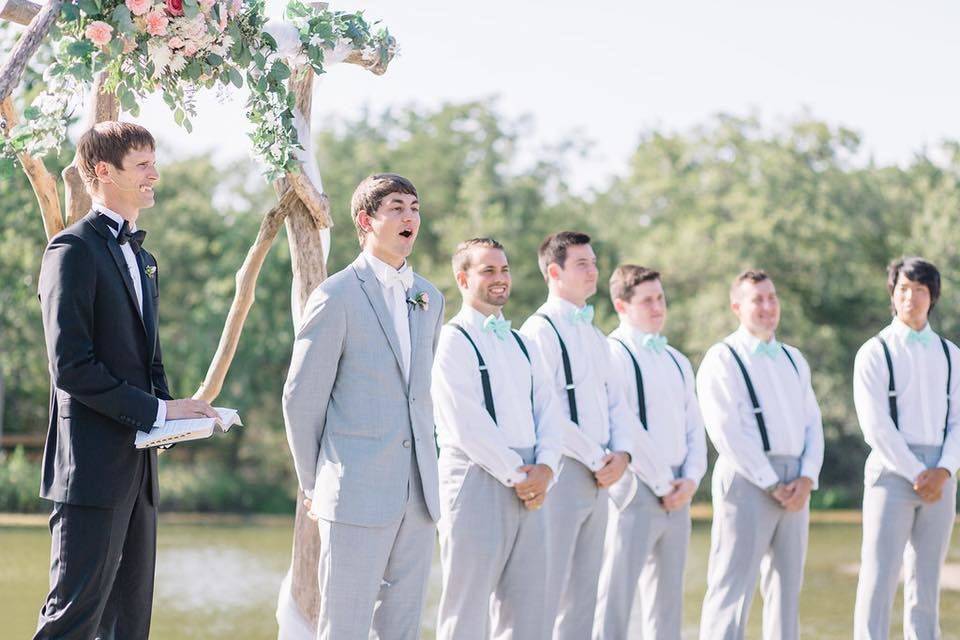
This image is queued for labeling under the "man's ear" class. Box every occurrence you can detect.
[546,262,561,282]
[356,210,374,234]
[94,160,112,184]
[612,298,627,315]
[455,270,469,290]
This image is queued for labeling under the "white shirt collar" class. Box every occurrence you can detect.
[363,249,410,287]
[546,294,585,319]
[93,204,137,235]
[735,324,777,352]
[890,316,934,339]
[618,320,662,346]
[459,304,505,330]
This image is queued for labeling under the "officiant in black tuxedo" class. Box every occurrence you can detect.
[33,122,218,639]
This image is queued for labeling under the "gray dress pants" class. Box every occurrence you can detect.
[436,447,548,640]
[699,456,808,640]
[854,444,957,640]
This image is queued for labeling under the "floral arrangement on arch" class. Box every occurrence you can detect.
[0,0,394,178]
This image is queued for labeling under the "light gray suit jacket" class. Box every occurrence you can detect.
[282,253,444,527]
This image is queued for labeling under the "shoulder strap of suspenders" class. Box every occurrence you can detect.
[449,323,497,424]
[941,336,952,438]
[511,329,535,409]
[613,338,647,429]
[665,348,685,382]
[780,345,799,375]
[535,313,578,424]
[723,342,771,452]
[876,336,898,429]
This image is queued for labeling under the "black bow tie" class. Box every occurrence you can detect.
[100,214,147,254]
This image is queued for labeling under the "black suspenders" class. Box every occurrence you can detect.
[535,313,578,425]
[876,334,952,437]
[449,323,531,425]
[611,338,684,430]
[722,342,799,452]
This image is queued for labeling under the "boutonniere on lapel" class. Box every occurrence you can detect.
[144,265,157,280]
[406,291,429,311]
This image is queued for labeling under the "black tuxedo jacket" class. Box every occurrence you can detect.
[37,210,171,508]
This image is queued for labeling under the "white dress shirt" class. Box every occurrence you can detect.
[608,324,708,487]
[94,204,165,428]
[432,306,566,487]
[521,296,674,496]
[853,318,960,481]
[696,326,824,490]
[363,250,413,381]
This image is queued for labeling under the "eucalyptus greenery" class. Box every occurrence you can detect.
[0,0,393,178]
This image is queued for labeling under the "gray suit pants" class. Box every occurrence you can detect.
[315,455,435,640]
[854,444,957,640]
[699,456,808,640]
[594,469,689,639]
[436,447,548,640]
[544,458,609,640]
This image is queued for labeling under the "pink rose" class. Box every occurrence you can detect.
[125,0,151,16]
[167,36,184,49]
[228,0,242,18]
[199,0,215,12]
[84,21,114,46]
[145,10,169,36]
[165,0,184,16]
[183,41,199,56]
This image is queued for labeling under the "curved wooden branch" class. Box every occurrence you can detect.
[0,0,61,102]
[193,189,298,402]
[343,39,396,76]
[1,97,63,238]
[63,72,120,224]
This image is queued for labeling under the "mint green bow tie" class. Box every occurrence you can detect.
[754,340,780,358]
[907,329,932,347]
[642,334,668,353]
[571,305,594,324]
[483,315,512,340]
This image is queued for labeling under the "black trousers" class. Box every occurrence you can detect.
[34,455,157,640]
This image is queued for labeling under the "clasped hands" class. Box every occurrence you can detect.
[914,468,950,503]
[514,464,553,510]
[770,476,813,512]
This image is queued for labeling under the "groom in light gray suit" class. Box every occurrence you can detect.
[283,173,444,640]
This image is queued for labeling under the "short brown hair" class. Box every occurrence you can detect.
[537,231,591,279]
[609,264,661,303]
[730,269,771,301]
[350,173,418,246]
[76,122,155,191]
[451,237,505,275]
[887,256,941,311]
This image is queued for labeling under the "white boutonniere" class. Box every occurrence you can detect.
[407,291,429,311]
[144,265,157,279]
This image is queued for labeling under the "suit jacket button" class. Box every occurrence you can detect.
[402,440,411,448]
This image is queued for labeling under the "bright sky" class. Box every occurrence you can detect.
[122,0,960,191]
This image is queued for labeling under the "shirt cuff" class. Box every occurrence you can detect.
[536,451,563,479]
[899,458,928,484]
[503,469,528,488]
[153,399,166,428]
[304,488,314,500]
[750,467,781,491]
[799,463,821,491]
[936,454,960,477]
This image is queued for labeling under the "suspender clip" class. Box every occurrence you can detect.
[564,383,576,390]
[752,407,763,414]
[887,390,897,397]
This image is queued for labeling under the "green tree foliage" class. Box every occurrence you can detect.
[3,102,960,510]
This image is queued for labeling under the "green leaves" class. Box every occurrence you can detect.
[183,0,200,19]
[111,5,136,36]
[78,0,101,17]
[227,66,244,89]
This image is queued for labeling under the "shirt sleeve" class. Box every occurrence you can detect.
[853,340,926,482]
[793,348,825,488]
[938,341,960,475]
[432,327,527,487]
[153,398,166,428]
[677,353,708,487]
[696,345,780,490]
[528,339,565,479]
[521,317,606,471]
[606,339,674,496]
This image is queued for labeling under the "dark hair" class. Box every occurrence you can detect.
[729,269,771,301]
[350,173,418,246]
[609,264,661,303]
[451,237,506,275]
[887,257,941,311]
[537,231,591,279]
[76,122,155,190]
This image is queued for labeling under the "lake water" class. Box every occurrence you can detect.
[3,518,959,639]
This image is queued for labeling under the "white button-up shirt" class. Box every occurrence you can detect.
[362,250,413,381]
[853,318,960,481]
[521,296,674,495]
[432,306,565,487]
[696,326,824,489]
[94,204,165,428]
[608,324,708,487]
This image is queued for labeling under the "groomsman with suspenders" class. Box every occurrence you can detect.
[594,265,707,639]
[521,232,674,640]
[697,269,824,640]
[853,257,959,639]
[431,238,566,640]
